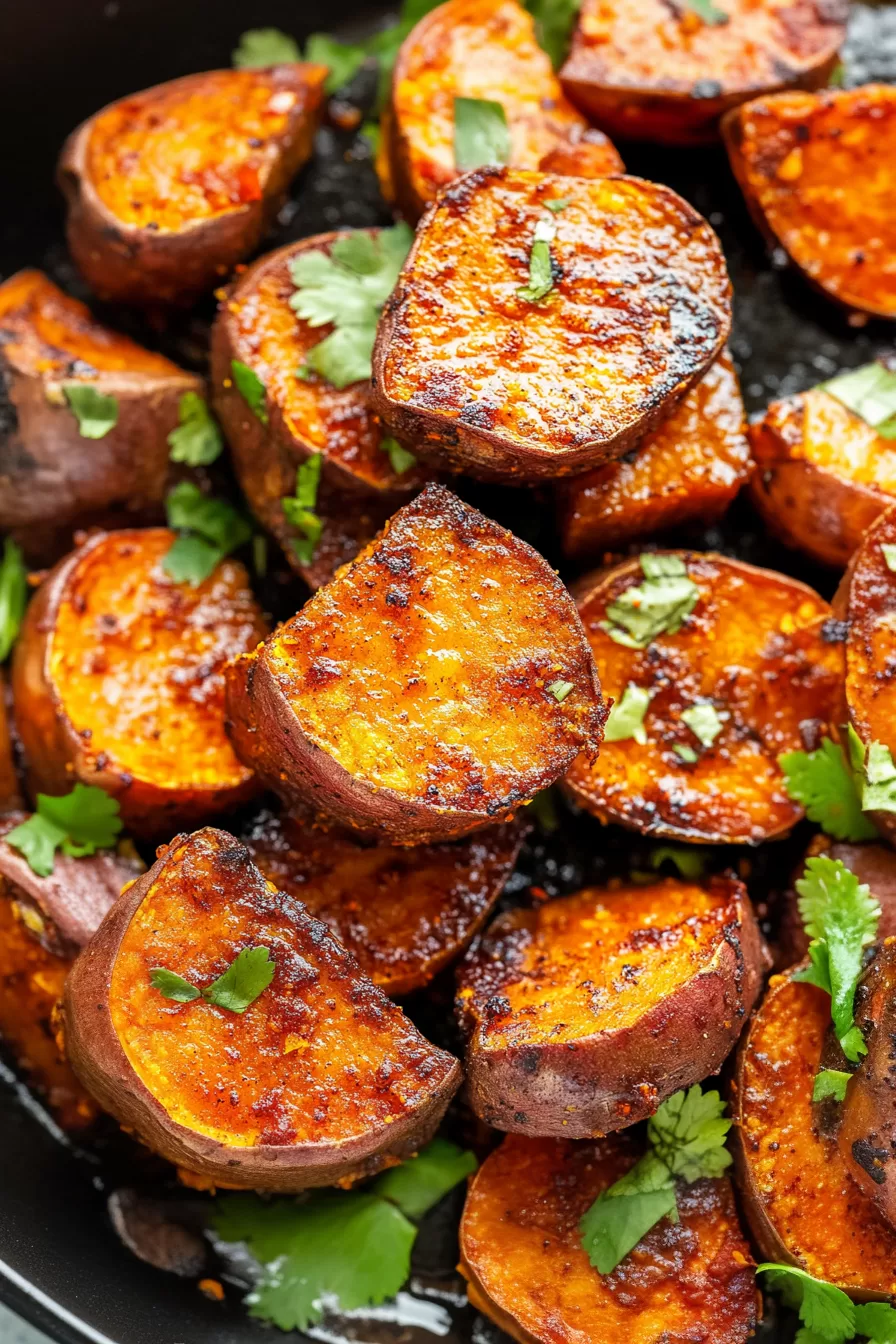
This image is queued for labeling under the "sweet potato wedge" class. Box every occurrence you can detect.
[0,270,203,562]
[63,827,462,1190]
[58,65,327,308]
[557,351,749,561]
[456,876,762,1137]
[459,1134,757,1344]
[731,967,896,1297]
[371,169,732,483]
[779,837,896,967]
[12,529,267,838]
[383,0,623,222]
[242,809,525,996]
[226,484,604,843]
[560,0,846,147]
[564,552,842,843]
[722,85,896,318]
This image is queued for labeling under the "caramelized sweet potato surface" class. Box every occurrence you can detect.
[242,810,525,996]
[460,1134,757,1344]
[565,552,842,843]
[226,485,604,843]
[558,351,749,561]
[561,0,846,146]
[723,85,896,317]
[12,529,266,837]
[371,170,731,482]
[64,828,461,1189]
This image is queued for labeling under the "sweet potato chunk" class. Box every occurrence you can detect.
[779,838,896,967]
[371,169,732,482]
[226,485,604,843]
[565,552,842,843]
[561,0,846,147]
[557,351,749,561]
[12,529,267,838]
[63,827,462,1190]
[58,66,327,307]
[242,809,525,995]
[723,86,896,317]
[0,270,202,562]
[384,0,623,221]
[731,969,896,1296]
[460,1134,757,1344]
[456,876,762,1137]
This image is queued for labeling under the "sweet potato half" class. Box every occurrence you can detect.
[12,529,267,838]
[226,485,604,843]
[560,0,846,147]
[58,65,327,307]
[723,85,896,318]
[371,169,732,483]
[557,350,749,562]
[383,0,623,222]
[731,968,896,1297]
[0,270,202,562]
[564,552,842,843]
[63,827,461,1190]
[460,1134,758,1344]
[242,809,525,996]
[456,876,762,1138]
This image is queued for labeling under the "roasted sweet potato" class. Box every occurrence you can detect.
[722,85,896,318]
[371,169,732,483]
[561,0,846,147]
[242,809,525,996]
[456,876,762,1137]
[0,672,21,813]
[226,485,604,843]
[779,837,896,967]
[557,351,749,561]
[565,552,842,843]
[63,827,462,1190]
[12,529,267,838]
[58,66,327,308]
[383,0,623,222]
[731,967,896,1297]
[0,270,203,563]
[460,1134,757,1344]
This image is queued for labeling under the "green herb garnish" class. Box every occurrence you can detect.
[674,744,699,764]
[63,385,118,439]
[282,454,324,565]
[758,1264,896,1343]
[163,482,252,586]
[545,197,571,213]
[518,218,556,303]
[779,737,878,841]
[813,1069,852,1103]
[151,946,275,1014]
[5,785,123,878]
[167,392,223,466]
[230,359,268,424]
[648,845,708,880]
[526,788,560,833]
[0,538,27,662]
[523,0,581,68]
[683,0,728,23]
[823,362,896,439]
[604,684,651,744]
[547,679,574,702]
[232,28,301,67]
[380,437,417,476]
[881,543,896,573]
[602,555,699,649]
[453,97,511,172]
[681,702,725,748]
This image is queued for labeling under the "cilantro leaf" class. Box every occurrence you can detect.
[204,946,275,1014]
[546,197,571,213]
[0,538,27,662]
[823,361,896,439]
[813,1069,852,1103]
[757,1265,855,1344]
[526,787,560,833]
[305,32,368,93]
[63,385,118,439]
[854,1301,896,1343]
[5,784,123,877]
[372,1138,477,1219]
[602,555,699,649]
[282,455,324,565]
[167,392,223,466]
[674,744,698,764]
[3,814,68,878]
[162,535,223,586]
[231,359,268,423]
[163,482,252,586]
[518,217,556,303]
[150,968,201,1003]
[580,1185,678,1275]
[605,684,651,744]
[860,739,896,814]
[881,543,896,573]
[683,0,728,21]
[779,739,877,841]
[648,845,708,880]
[380,437,416,475]
[523,0,581,68]
[648,1085,732,1181]
[547,680,574,702]
[453,97,511,171]
[681,702,726,748]
[233,28,301,67]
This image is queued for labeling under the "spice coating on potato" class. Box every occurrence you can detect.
[372,170,731,483]
[58,66,327,307]
[558,351,749,561]
[732,970,896,1295]
[561,0,846,146]
[460,1134,757,1344]
[722,86,896,317]
[242,809,525,996]
[226,485,605,843]
[456,876,762,1137]
[64,828,462,1189]
[565,552,842,843]
[384,0,623,221]
[12,530,266,838]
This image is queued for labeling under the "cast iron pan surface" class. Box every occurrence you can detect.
[2,2,896,1341]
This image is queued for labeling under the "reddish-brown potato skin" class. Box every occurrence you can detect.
[557,351,749,561]
[63,828,462,1190]
[561,0,845,147]
[460,1134,758,1344]
[0,672,21,813]
[58,66,327,308]
[778,837,896,968]
[371,169,732,483]
[722,86,896,318]
[0,270,202,563]
[456,876,763,1138]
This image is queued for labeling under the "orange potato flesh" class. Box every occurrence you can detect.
[460,1134,757,1344]
[561,0,845,146]
[565,552,843,843]
[372,170,731,482]
[558,350,749,561]
[722,86,896,317]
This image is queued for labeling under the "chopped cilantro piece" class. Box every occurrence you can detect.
[232,28,301,67]
[63,385,118,439]
[372,1137,477,1218]
[604,684,651,744]
[231,359,268,424]
[881,543,896,573]
[779,738,877,841]
[204,946,275,1013]
[518,217,556,303]
[757,1264,866,1344]
[167,392,223,466]
[5,785,122,877]
[304,32,368,93]
[163,482,252,586]
[674,744,699,764]
[545,197,571,212]
[602,554,699,649]
[681,702,726,748]
[453,97,511,171]
[523,0,581,68]
[813,1069,852,1103]
[282,455,324,565]
[823,361,896,439]
[547,679,574,702]
[0,538,27,662]
[683,0,728,22]
[380,437,416,475]
[149,968,201,1003]
[648,845,707,880]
